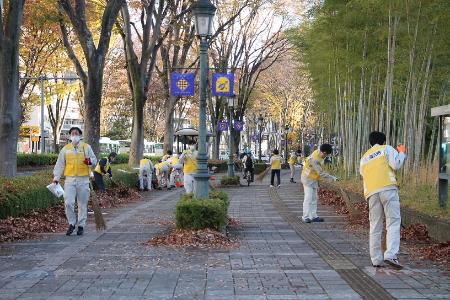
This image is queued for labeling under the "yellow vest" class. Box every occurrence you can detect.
[169,156,179,165]
[271,155,282,170]
[94,158,110,175]
[301,150,324,181]
[155,161,169,170]
[288,154,297,165]
[361,145,398,198]
[140,159,150,168]
[183,150,197,173]
[63,142,90,177]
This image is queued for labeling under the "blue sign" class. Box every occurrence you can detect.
[233,120,244,132]
[212,73,234,97]
[170,72,195,97]
[217,120,228,132]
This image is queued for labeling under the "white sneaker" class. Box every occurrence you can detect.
[277,185,281,188]
[270,185,274,187]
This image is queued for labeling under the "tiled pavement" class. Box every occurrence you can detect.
[0,170,449,299]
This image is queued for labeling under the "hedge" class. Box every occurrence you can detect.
[109,164,140,188]
[17,154,58,167]
[106,154,162,165]
[208,159,228,172]
[221,176,240,186]
[175,190,229,230]
[0,171,61,219]
[15,153,163,168]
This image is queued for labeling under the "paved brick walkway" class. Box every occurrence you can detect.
[0,170,449,299]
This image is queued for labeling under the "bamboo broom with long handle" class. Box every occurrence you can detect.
[89,180,106,231]
[85,148,106,231]
[256,165,271,182]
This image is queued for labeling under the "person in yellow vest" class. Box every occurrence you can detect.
[53,127,97,236]
[179,141,198,194]
[93,152,117,191]
[139,158,154,191]
[360,131,406,269]
[270,149,282,187]
[168,153,182,189]
[288,150,302,183]
[301,144,337,223]
[155,160,170,189]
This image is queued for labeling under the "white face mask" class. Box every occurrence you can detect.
[71,135,81,144]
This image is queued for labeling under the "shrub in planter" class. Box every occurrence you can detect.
[220,176,240,186]
[175,191,229,230]
[0,171,61,219]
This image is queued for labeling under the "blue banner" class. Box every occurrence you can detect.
[233,120,244,132]
[212,73,234,97]
[217,120,228,132]
[170,72,195,97]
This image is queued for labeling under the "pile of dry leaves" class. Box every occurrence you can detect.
[318,188,349,215]
[144,218,241,250]
[401,224,450,264]
[94,185,141,208]
[145,228,239,250]
[0,205,67,242]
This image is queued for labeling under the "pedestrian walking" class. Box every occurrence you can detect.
[301,144,337,223]
[270,149,282,187]
[53,127,97,236]
[360,131,406,269]
[93,152,117,191]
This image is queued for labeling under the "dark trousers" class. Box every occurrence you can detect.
[94,172,105,191]
[271,169,281,186]
[244,167,254,181]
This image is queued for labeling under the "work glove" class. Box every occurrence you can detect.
[397,144,406,153]
[83,157,92,165]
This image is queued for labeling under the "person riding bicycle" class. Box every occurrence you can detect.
[242,152,255,182]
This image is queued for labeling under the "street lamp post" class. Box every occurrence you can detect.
[227,95,236,177]
[20,74,78,154]
[284,124,290,164]
[191,0,216,199]
[257,115,264,161]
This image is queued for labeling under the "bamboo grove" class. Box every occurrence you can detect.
[290,0,450,177]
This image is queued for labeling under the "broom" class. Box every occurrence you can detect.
[89,181,107,231]
[256,166,271,182]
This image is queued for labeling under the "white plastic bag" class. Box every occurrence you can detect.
[46,183,65,198]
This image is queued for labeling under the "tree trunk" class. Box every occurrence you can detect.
[0,0,25,177]
[129,89,145,165]
[163,97,176,152]
[83,72,103,155]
